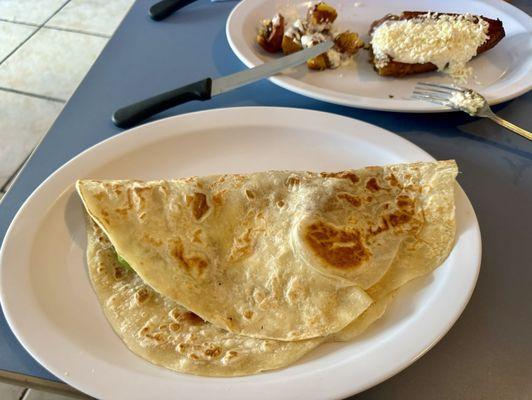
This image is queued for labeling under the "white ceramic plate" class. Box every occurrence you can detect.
[226,0,532,112]
[0,108,481,400]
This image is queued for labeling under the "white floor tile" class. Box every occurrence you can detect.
[0,0,67,25]
[22,388,79,400]
[0,28,107,100]
[0,21,36,61]
[0,91,64,186]
[0,381,25,400]
[46,0,134,36]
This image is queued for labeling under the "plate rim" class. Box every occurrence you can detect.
[0,107,482,399]
[225,0,532,113]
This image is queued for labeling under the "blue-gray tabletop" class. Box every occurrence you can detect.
[1,0,531,398]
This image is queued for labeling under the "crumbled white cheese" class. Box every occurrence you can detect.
[272,14,281,26]
[285,26,299,40]
[371,13,489,82]
[449,90,485,115]
[294,18,306,32]
[327,48,342,68]
[274,2,360,70]
[308,21,332,33]
[286,18,306,40]
[301,32,327,48]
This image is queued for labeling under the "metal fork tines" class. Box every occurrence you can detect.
[412,82,466,108]
[411,82,532,141]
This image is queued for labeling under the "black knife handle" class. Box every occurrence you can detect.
[149,0,198,21]
[112,78,212,129]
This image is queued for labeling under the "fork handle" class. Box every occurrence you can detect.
[487,114,532,141]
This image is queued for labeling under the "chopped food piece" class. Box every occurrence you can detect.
[256,14,284,53]
[307,2,338,28]
[307,53,330,70]
[256,2,364,72]
[282,35,303,55]
[285,18,307,40]
[334,31,364,55]
[301,32,327,48]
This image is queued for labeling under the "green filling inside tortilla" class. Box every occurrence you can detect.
[117,253,131,270]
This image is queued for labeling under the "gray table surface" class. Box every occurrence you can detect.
[0,0,531,398]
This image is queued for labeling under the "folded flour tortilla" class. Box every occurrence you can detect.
[78,161,457,341]
[87,221,324,376]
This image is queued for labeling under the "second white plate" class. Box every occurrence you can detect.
[226,0,532,112]
[0,108,481,399]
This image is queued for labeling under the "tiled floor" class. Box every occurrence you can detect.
[0,0,133,396]
[0,382,86,400]
[0,0,133,198]
[22,388,85,400]
[0,381,25,400]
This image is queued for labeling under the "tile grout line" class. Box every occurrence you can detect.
[0,147,30,194]
[0,17,39,27]
[0,86,66,103]
[0,17,111,38]
[0,0,74,199]
[42,25,111,39]
[18,387,29,400]
[0,0,72,65]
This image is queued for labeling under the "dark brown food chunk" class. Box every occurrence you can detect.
[334,31,364,55]
[307,53,330,70]
[308,2,337,26]
[257,14,285,53]
[282,35,303,55]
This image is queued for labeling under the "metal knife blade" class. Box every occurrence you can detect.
[112,40,333,128]
[211,40,333,96]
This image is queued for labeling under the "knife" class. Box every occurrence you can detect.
[149,0,197,21]
[149,0,237,21]
[112,40,333,128]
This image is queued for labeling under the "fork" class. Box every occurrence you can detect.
[412,82,532,141]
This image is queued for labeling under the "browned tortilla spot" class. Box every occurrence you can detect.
[385,174,400,187]
[304,220,370,270]
[387,212,412,227]
[134,287,150,304]
[337,192,361,207]
[368,218,389,236]
[227,228,254,262]
[203,345,222,358]
[170,239,208,275]
[366,178,381,192]
[245,189,255,199]
[191,192,209,220]
[180,311,204,325]
[320,171,359,184]
[285,176,300,187]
